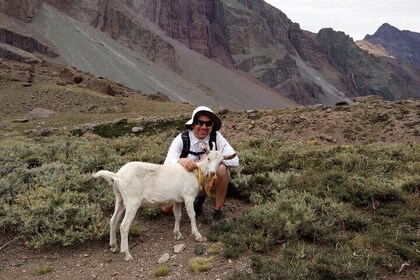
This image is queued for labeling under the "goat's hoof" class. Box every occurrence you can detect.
[124,253,134,261]
[110,245,119,253]
[174,232,184,241]
[195,234,205,242]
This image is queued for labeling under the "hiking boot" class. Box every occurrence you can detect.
[212,208,224,223]
[194,195,206,216]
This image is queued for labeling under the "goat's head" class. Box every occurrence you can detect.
[202,142,236,195]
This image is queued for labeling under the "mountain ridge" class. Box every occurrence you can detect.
[362,23,420,70]
[1,0,419,108]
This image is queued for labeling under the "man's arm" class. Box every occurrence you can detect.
[164,134,183,165]
[164,133,197,171]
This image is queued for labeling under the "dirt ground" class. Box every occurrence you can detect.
[0,198,251,280]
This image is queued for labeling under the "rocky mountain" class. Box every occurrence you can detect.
[1,0,420,108]
[362,23,420,70]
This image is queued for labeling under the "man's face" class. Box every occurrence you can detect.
[192,114,213,139]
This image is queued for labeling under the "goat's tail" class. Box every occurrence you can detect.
[92,170,118,183]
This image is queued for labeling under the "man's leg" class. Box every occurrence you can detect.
[213,164,229,221]
[162,204,173,214]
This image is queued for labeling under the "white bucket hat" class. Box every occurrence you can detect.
[185,106,222,131]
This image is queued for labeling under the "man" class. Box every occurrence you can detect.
[162,106,239,222]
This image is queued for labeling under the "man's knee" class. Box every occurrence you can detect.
[217,164,228,178]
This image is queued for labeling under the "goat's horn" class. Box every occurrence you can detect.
[224,153,236,160]
[204,145,210,154]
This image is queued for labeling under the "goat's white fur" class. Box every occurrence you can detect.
[92,144,231,261]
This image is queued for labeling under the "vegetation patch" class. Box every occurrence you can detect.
[1,135,419,278]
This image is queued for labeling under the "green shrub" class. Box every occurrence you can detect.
[212,190,349,255]
[92,122,135,138]
[341,175,404,207]
[310,247,379,279]
[12,185,107,247]
[400,176,420,193]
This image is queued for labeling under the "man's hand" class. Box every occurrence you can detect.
[177,158,197,172]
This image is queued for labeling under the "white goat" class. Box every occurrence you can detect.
[92,144,234,261]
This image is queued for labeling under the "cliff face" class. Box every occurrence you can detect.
[0,0,42,21]
[91,1,178,69]
[216,0,350,104]
[124,0,234,68]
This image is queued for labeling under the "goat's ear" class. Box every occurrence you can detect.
[223,153,236,160]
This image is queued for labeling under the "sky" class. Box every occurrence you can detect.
[264,0,420,40]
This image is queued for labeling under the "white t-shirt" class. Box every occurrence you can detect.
[164,130,239,166]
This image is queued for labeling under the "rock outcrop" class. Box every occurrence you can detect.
[0,26,58,58]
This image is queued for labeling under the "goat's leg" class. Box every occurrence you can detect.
[110,186,125,253]
[109,200,125,253]
[173,203,184,240]
[119,199,140,261]
[185,198,204,242]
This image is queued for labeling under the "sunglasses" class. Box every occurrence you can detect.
[195,120,213,127]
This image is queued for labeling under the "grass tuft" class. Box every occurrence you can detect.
[34,263,53,275]
[188,257,214,273]
[153,264,171,277]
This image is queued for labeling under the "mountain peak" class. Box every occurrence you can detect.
[379,23,398,30]
[365,23,401,40]
[363,22,420,69]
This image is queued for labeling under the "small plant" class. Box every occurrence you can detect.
[188,257,214,273]
[207,242,224,255]
[34,263,53,275]
[153,264,171,277]
[139,207,162,219]
[129,225,142,237]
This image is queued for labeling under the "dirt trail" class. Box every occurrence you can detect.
[0,198,250,280]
